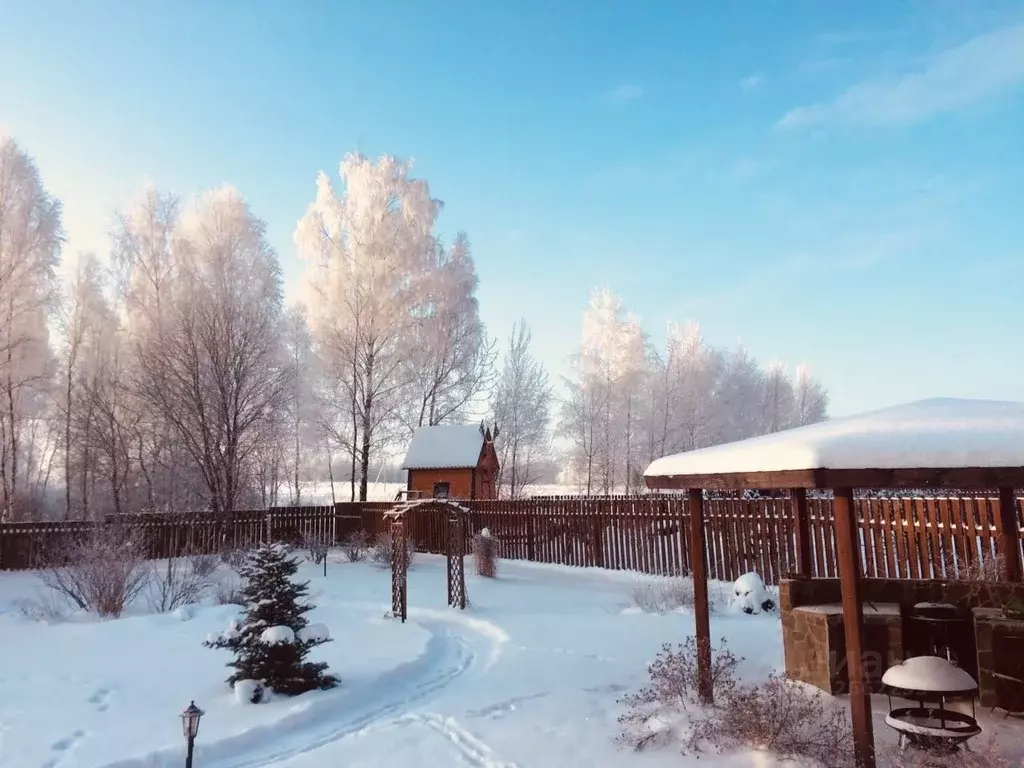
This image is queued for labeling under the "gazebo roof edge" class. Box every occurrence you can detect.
[644,465,1024,491]
[644,399,1024,490]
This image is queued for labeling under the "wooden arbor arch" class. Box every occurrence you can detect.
[382,498,472,621]
[643,399,1024,768]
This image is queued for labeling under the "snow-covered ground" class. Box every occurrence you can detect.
[1,556,1021,767]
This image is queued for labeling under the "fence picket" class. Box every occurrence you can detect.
[961,496,979,569]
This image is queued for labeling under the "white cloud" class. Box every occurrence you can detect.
[603,84,644,104]
[739,73,765,91]
[778,23,1024,129]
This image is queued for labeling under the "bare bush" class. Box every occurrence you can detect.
[215,576,246,606]
[943,549,1005,582]
[473,529,498,578]
[190,551,220,581]
[341,530,370,563]
[146,549,220,613]
[368,530,416,571]
[629,577,709,615]
[618,637,740,751]
[618,642,855,766]
[221,547,250,572]
[37,521,149,618]
[300,529,331,565]
[686,673,854,765]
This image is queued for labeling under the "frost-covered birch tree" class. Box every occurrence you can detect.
[114,184,197,510]
[296,154,442,501]
[282,304,317,504]
[563,288,830,493]
[560,367,603,495]
[761,360,797,434]
[402,231,495,432]
[574,289,622,493]
[82,303,136,517]
[57,252,113,518]
[794,363,829,426]
[618,313,649,491]
[561,289,647,493]
[713,343,766,443]
[0,136,62,521]
[133,187,289,514]
[491,320,552,498]
[650,321,721,456]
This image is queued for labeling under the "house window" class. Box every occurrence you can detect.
[433,482,450,499]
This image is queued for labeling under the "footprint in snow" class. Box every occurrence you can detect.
[42,729,87,768]
[583,682,628,694]
[50,730,85,751]
[87,687,112,712]
[467,692,550,720]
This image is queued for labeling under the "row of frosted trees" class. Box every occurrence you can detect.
[559,289,829,494]
[0,138,494,521]
[0,132,828,519]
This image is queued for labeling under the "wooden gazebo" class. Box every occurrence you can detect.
[644,398,1024,768]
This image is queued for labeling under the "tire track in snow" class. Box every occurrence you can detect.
[96,611,504,768]
[403,713,521,768]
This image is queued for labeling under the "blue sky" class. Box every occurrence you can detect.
[2,0,1022,417]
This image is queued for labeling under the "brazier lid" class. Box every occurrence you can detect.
[882,655,978,694]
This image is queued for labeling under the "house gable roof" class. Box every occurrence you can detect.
[401,424,486,470]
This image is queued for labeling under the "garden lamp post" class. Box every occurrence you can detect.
[180,700,204,768]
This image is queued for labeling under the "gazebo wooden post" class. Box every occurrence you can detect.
[688,487,713,704]
[996,486,1022,582]
[791,487,812,577]
[832,487,875,768]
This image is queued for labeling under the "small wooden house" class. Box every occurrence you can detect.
[401,423,500,500]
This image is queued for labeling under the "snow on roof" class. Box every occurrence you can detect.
[401,424,485,470]
[645,398,1024,479]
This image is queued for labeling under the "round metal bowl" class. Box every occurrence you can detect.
[885,706,981,750]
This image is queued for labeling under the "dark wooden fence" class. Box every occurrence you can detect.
[349,495,1023,585]
[0,505,382,571]
[2,496,1022,585]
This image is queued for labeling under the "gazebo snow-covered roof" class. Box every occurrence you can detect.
[644,398,1024,490]
[401,424,487,470]
[643,398,1024,768]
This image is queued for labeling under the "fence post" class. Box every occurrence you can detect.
[591,513,604,568]
[688,488,713,704]
[996,487,1022,582]
[833,486,876,768]
[526,510,536,561]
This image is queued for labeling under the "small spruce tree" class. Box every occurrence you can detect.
[204,543,339,695]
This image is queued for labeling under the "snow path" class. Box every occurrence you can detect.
[95,610,506,768]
